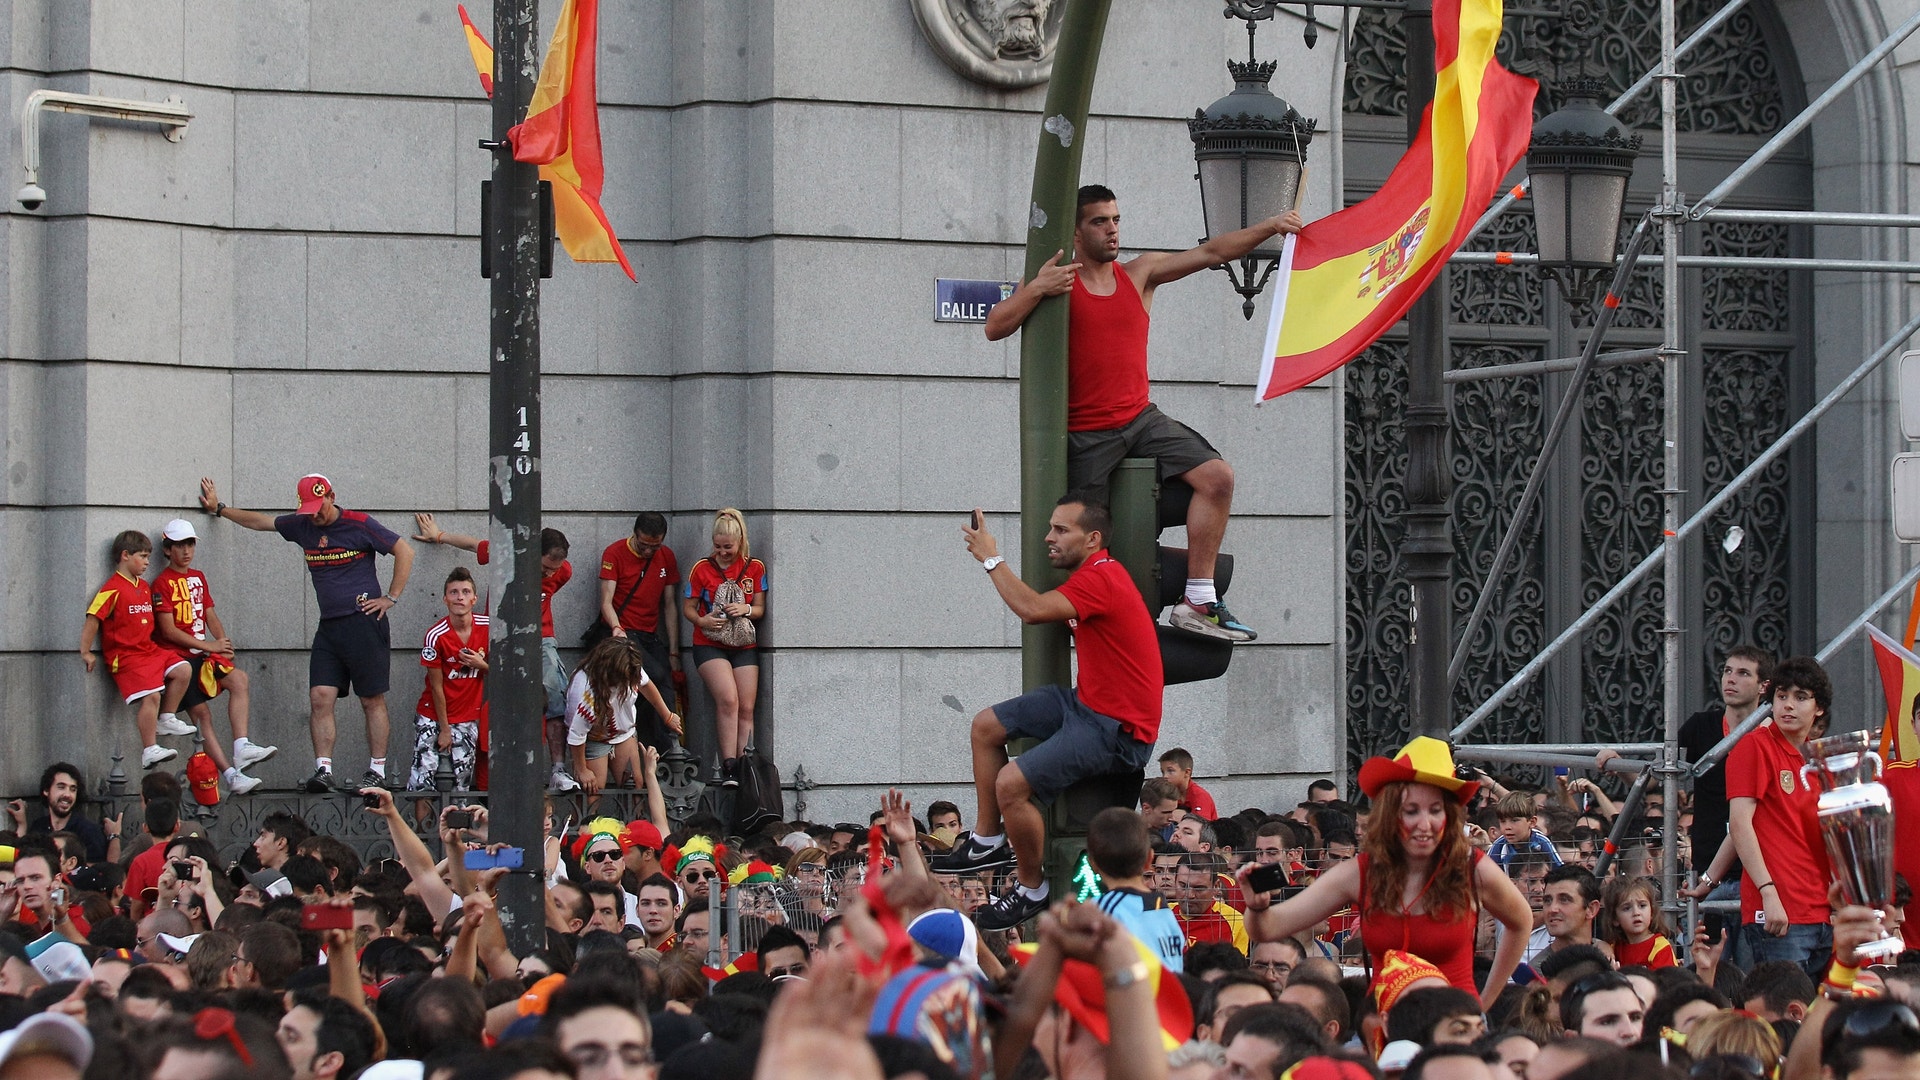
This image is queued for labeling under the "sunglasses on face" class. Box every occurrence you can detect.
[683,870,719,883]
[585,849,624,863]
[1841,1000,1920,1039]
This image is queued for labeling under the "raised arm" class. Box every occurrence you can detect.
[983,250,1082,342]
[1238,857,1360,944]
[1134,211,1304,289]
[1476,854,1533,1005]
[363,787,455,919]
[413,512,484,554]
[961,513,1077,624]
[199,478,279,532]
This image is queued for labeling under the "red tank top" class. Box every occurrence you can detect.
[1067,268,1152,432]
[1356,852,1481,993]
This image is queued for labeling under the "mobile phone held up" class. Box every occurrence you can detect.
[1246,863,1289,896]
[971,510,982,531]
[467,847,524,871]
[445,809,473,829]
[301,903,353,931]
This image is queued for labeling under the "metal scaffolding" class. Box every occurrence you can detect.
[1433,0,1920,922]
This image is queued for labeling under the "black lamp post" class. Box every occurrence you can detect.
[1188,57,1317,319]
[1527,78,1642,298]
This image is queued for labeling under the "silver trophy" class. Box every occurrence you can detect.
[1800,730,1906,960]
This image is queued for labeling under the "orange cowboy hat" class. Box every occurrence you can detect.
[1357,736,1479,802]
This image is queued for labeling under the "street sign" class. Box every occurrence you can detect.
[1895,453,1920,542]
[935,278,1016,323]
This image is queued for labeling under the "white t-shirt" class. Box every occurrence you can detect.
[563,667,646,746]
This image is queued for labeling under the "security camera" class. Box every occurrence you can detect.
[16,183,45,210]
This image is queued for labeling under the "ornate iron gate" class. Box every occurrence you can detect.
[1341,0,1811,777]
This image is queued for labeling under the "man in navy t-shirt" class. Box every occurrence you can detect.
[200,474,414,792]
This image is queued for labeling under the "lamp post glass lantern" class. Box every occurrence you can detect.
[1189,58,1317,319]
[1526,78,1641,298]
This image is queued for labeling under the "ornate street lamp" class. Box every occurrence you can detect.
[1189,57,1317,319]
[1526,78,1642,298]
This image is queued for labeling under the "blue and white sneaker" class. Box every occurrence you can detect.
[1170,599,1257,642]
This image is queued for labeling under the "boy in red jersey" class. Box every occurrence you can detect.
[936,494,1163,930]
[150,519,278,795]
[408,566,490,791]
[80,530,193,770]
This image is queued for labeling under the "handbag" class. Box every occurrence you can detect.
[707,558,758,648]
[580,549,653,648]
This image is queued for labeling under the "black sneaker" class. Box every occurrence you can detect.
[721,758,740,789]
[352,768,391,792]
[928,836,1017,873]
[304,767,335,794]
[974,883,1050,931]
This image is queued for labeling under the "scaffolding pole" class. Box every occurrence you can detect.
[1695,209,1920,228]
[1451,251,1920,273]
[1452,746,1650,773]
[1444,347,1662,384]
[1658,0,1685,918]
[1452,305,1920,741]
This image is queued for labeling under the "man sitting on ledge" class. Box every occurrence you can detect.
[932,494,1164,930]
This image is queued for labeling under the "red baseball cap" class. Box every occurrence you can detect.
[296,474,334,515]
[627,821,663,852]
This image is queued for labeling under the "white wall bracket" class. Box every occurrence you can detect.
[17,90,193,209]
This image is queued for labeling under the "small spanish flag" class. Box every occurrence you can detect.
[456,3,636,281]
[1256,0,1535,399]
[1866,623,1920,763]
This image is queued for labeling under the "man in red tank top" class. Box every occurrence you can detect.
[985,184,1304,643]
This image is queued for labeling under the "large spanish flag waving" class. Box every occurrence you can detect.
[1866,623,1920,763]
[1256,0,1534,400]
[457,3,635,281]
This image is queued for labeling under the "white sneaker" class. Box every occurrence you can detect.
[227,771,262,795]
[235,741,278,771]
[549,766,581,792]
[140,745,178,770]
[156,716,197,737]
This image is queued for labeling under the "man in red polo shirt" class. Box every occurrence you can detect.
[934,494,1163,930]
[1718,655,1833,980]
[598,511,682,717]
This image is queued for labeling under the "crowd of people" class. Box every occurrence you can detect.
[79,474,767,802]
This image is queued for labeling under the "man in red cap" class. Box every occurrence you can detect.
[199,474,414,793]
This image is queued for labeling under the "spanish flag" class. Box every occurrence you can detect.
[457,3,636,281]
[1256,0,1534,400]
[1866,623,1920,763]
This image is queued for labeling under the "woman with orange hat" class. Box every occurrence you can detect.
[1237,736,1531,1006]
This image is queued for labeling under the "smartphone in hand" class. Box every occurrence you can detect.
[445,809,474,829]
[300,903,353,931]
[1246,863,1290,895]
[971,510,982,531]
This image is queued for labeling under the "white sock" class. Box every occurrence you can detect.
[160,711,179,726]
[1018,880,1050,901]
[1185,579,1217,606]
[369,757,387,773]
[223,767,240,782]
[316,756,333,772]
[233,738,248,757]
[971,832,1004,849]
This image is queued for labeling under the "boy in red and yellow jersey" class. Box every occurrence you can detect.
[81,530,191,770]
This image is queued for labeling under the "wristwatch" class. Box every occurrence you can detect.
[982,556,1006,573]
[385,594,401,604]
[1104,959,1150,989]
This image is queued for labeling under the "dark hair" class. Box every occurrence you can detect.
[38,763,83,799]
[290,993,377,1080]
[1560,970,1636,1032]
[544,974,651,1039]
[240,921,303,990]
[259,811,313,850]
[1404,1046,1497,1080]
[1770,655,1832,714]
[298,836,361,894]
[1544,864,1601,907]
[1186,941,1249,980]
[1087,806,1153,879]
[1055,491,1113,544]
[638,872,677,899]
[1076,184,1118,217]
[281,854,331,896]
[1140,778,1180,807]
[632,512,668,539]
[1285,974,1353,1043]
[111,529,152,560]
[444,565,475,589]
[1819,1000,1920,1078]
[1203,971,1278,1023]
[141,770,182,804]
[1388,985,1485,1046]
[926,800,961,825]
[1159,748,1195,771]
[145,796,180,838]
[541,527,570,556]
[1723,645,1776,686]
[1536,943,1611,984]
[404,976,487,1056]
[1217,1002,1328,1068]
[1643,982,1729,1037]
[756,924,811,969]
[1736,961,1816,1016]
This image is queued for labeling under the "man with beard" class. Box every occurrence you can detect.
[935,497,1162,930]
[573,823,641,929]
[970,0,1052,59]
[986,186,1305,643]
[7,764,113,863]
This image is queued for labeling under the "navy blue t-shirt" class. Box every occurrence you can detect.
[275,510,401,619]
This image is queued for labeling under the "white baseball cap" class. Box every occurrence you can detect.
[0,1012,93,1071]
[162,518,198,542]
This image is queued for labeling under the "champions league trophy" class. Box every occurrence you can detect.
[1800,730,1906,960]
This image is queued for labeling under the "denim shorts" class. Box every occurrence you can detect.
[1732,919,1833,982]
[990,684,1154,804]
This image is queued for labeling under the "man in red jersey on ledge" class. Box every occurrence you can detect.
[932,495,1162,930]
[986,184,1303,643]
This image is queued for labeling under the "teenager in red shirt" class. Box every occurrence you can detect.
[934,495,1163,930]
[80,530,192,771]
[408,567,489,791]
[1158,746,1218,818]
[1714,655,1833,980]
[599,512,683,716]
[682,508,768,787]
[150,518,276,795]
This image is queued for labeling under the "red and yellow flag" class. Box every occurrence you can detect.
[456,2,635,281]
[1866,623,1920,763]
[1256,0,1535,400]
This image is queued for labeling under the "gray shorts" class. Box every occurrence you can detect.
[991,684,1154,804]
[1067,403,1221,503]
